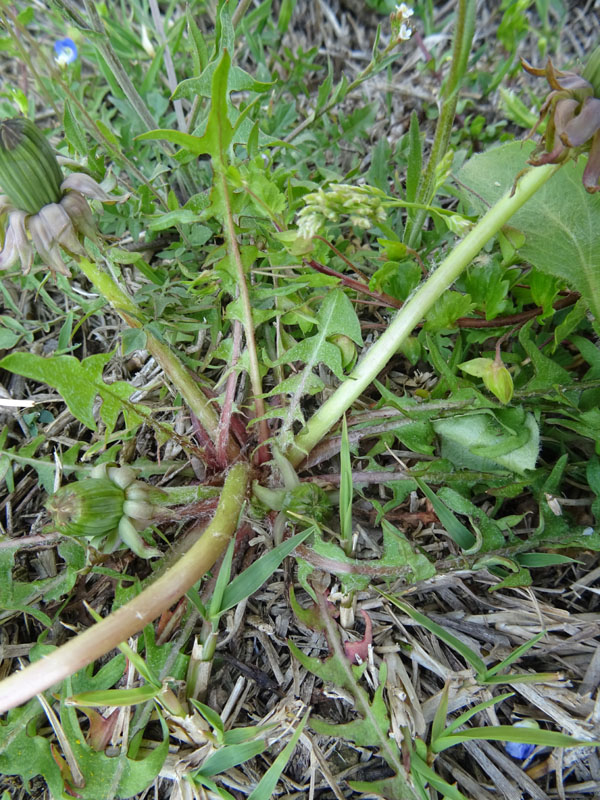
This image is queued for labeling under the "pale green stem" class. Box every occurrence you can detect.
[0,462,249,712]
[404,0,476,247]
[287,162,561,467]
[220,174,269,447]
[284,42,400,144]
[77,258,235,457]
[232,0,254,28]
[82,0,158,133]
[158,485,220,505]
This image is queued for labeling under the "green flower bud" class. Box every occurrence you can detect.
[329,334,357,370]
[47,465,163,558]
[0,118,63,214]
[47,478,126,538]
[459,356,514,404]
[281,482,332,524]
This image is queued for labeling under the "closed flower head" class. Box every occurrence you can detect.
[0,117,120,276]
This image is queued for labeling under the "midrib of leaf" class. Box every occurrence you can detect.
[279,297,339,441]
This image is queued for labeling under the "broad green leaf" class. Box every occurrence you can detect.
[423,291,474,332]
[518,321,573,390]
[273,289,362,440]
[310,681,390,748]
[458,141,600,319]
[0,352,145,435]
[433,408,539,474]
[0,700,64,797]
[60,703,169,798]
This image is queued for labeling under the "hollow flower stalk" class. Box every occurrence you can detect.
[0,117,119,276]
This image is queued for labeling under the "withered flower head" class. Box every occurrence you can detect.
[522,46,600,192]
[0,117,119,276]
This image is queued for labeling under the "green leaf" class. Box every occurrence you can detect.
[173,64,274,101]
[273,289,362,382]
[378,593,488,676]
[139,49,234,162]
[518,321,572,391]
[63,101,87,155]
[432,725,599,753]
[219,530,312,612]
[195,740,266,777]
[247,710,309,800]
[433,408,539,474]
[339,416,353,548]
[0,352,146,435]
[0,700,64,797]
[61,704,169,798]
[413,478,475,550]
[516,552,580,567]
[423,290,474,332]
[66,683,160,708]
[458,141,600,319]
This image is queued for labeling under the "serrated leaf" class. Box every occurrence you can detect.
[0,352,145,435]
[139,49,233,162]
[173,64,274,101]
[59,703,169,798]
[458,141,600,319]
[310,682,390,748]
[273,289,362,380]
[518,320,572,390]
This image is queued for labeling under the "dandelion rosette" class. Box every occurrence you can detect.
[46,464,165,559]
[522,45,600,192]
[0,117,121,276]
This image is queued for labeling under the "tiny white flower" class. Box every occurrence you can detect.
[398,22,413,41]
[396,3,414,18]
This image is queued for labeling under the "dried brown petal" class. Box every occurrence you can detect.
[561,96,600,148]
[61,172,112,202]
[28,204,73,276]
[0,210,32,273]
[583,130,600,192]
[60,191,97,241]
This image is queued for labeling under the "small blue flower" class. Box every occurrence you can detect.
[505,719,539,760]
[54,38,78,66]
[504,740,536,760]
